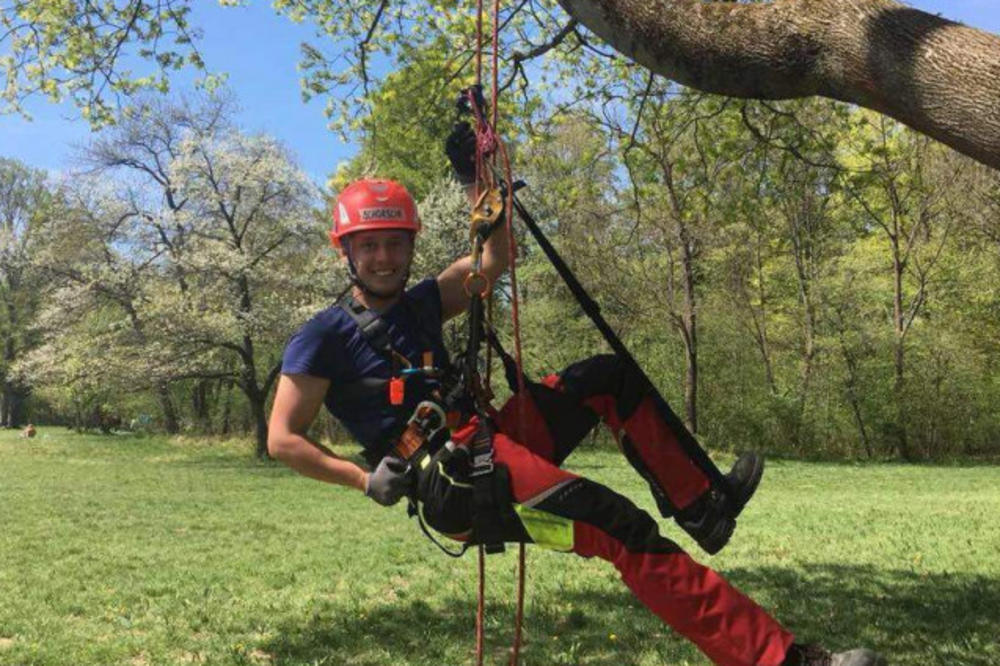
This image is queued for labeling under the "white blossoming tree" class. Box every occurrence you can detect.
[21,95,336,453]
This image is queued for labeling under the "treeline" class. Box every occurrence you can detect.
[500,94,1000,461]
[3,88,999,460]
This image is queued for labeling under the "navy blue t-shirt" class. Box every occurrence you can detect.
[281,278,450,461]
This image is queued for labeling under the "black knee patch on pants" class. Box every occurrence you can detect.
[534,478,681,554]
[558,354,647,423]
[526,382,600,465]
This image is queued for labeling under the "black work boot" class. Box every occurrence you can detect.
[782,643,887,666]
[725,450,765,517]
[671,451,764,555]
[674,488,735,555]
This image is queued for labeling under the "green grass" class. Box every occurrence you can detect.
[1,428,998,665]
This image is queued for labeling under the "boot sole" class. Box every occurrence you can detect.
[732,453,765,518]
[699,514,736,556]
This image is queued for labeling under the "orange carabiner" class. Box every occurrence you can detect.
[464,271,491,298]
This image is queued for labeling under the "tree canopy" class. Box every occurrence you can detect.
[3,1,1000,168]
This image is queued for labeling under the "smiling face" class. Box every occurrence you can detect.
[344,228,415,303]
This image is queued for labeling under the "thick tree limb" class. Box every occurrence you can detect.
[556,0,1000,170]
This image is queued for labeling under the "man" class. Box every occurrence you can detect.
[268,153,884,665]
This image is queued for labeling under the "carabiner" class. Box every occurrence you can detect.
[463,271,491,299]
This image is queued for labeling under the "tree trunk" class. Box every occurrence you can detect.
[661,158,700,434]
[220,379,234,436]
[1,384,10,427]
[557,0,1000,170]
[234,273,270,458]
[891,240,911,460]
[2,292,23,428]
[157,383,179,434]
[247,382,269,459]
[790,221,818,447]
[844,366,873,459]
[753,236,777,394]
[680,224,698,434]
[238,353,270,458]
[192,380,211,432]
[831,301,874,458]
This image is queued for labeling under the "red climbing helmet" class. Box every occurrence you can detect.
[329,178,421,249]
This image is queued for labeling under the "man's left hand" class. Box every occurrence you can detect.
[365,455,413,506]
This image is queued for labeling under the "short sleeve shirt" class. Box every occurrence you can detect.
[281,278,450,462]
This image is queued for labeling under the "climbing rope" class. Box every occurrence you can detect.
[468,0,528,663]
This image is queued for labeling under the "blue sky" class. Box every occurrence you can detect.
[2,1,999,186]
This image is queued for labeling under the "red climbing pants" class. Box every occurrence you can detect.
[440,354,796,666]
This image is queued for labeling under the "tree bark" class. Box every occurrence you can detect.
[837,326,873,459]
[220,379,234,436]
[752,234,777,394]
[785,194,821,447]
[557,0,1000,170]
[680,223,698,434]
[891,236,910,460]
[157,383,179,434]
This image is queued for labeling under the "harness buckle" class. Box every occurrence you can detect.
[409,400,447,441]
[393,401,448,460]
[470,451,494,477]
[468,420,495,478]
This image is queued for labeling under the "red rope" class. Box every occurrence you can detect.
[495,131,528,666]
[471,0,529,663]
[475,0,484,87]
[489,0,528,660]
[491,0,500,133]
[511,544,526,664]
[476,545,486,666]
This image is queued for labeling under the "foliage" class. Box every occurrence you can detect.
[0,157,53,426]
[0,0,216,126]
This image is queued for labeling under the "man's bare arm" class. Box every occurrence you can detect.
[267,373,369,491]
[438,187,511,322]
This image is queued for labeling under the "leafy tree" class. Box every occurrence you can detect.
[1,0,212,126]
[0,158,52,426]
[21,94,330,454]
[840,112,959,459]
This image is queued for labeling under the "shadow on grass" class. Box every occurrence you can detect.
[262,564,999,665]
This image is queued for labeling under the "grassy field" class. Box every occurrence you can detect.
[1,428,998,666]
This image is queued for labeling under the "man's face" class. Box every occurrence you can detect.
[346,229,415,297]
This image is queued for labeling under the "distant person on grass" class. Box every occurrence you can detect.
[267,125,885,666]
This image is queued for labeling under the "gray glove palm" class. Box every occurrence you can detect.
[365,455,413,506]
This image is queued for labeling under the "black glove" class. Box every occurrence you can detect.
[416,443,473,534]
[365,455,413,506]
[445,121,477,185]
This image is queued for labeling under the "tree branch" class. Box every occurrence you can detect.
[557,0,1000,170]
